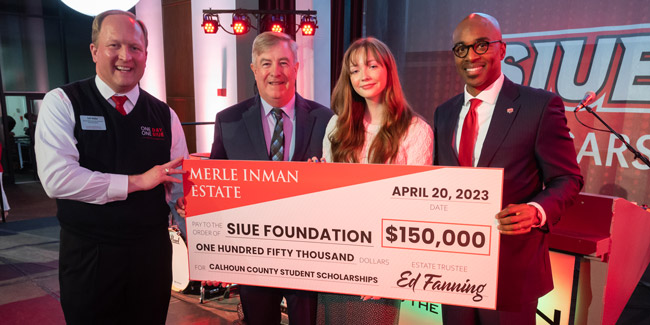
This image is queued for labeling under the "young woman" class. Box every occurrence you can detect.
[322,37,432,165]
[316,37,433,324]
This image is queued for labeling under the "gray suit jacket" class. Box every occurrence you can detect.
[210,94,333,161]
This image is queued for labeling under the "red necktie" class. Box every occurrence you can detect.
[458,98,482,167]
[111,95,128,116]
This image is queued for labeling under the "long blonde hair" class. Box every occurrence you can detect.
[329,37,413,163]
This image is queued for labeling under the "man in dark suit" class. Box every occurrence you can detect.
[210,32,332,324]
[434,13,583,324]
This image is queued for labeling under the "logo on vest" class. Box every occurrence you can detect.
[141,126,165,140]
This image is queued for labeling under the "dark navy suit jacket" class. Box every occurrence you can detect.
[209,93,332,323]
[210,94,333,161]
[434,77,583,310]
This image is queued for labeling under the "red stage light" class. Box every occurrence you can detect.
[233,22,246,34]
[202,19,217,34]
[231,13,250,35]
[266,15,286,33]
[301,22,314,35]
[299,15,317,36]
[271,23,284,33]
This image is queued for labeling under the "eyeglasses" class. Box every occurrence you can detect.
[452,40,502,58]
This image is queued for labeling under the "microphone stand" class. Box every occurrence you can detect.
[583,105,650,168]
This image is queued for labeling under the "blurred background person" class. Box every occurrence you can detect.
[0,141,10,219]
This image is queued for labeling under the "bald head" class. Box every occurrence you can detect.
[470,13,500,30]
[451,13,506,96]
[453,13,502,44]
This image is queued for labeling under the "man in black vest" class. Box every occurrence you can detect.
[35,10,188,324]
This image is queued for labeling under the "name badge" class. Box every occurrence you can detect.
[80,115,106,131]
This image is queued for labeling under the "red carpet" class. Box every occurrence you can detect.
[0,295,65,325]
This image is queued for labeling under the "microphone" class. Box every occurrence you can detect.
[575,91,596,112]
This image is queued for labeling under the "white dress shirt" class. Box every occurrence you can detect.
[455,73,504,166]
[35,76,189,205]
[455,73,546,227]
[322,115,433,165]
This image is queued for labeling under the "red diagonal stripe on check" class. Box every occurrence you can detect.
[182,159,440,216]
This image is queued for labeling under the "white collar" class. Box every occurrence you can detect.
[260,94,296,120]
[463,73,505,105]
[95,75,140,105]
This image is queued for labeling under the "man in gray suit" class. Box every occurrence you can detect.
[209,31,332,324]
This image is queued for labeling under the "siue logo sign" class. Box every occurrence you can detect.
[502,24,650,113]
[500,24,650,175]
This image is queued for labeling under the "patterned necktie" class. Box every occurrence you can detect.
[458,98,482,167]
[111,95,128,116]
[269,108,284,161]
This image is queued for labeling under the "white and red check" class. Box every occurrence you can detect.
[182,159,503,309]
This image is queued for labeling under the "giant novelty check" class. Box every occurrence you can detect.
[182,159,503,309]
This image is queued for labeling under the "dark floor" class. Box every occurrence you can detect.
[0,180,241,324]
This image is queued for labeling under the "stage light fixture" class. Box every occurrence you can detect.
[201,9,318,36]
[267,15,286,33]
[231,13,251,35]
[202,16,218,34]
[299,14,317,36]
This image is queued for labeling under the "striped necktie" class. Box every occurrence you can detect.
[269,108,284,161]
